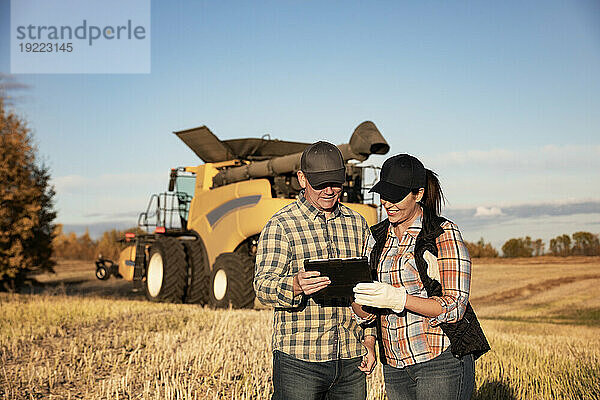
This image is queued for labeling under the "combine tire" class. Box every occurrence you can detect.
[145,237,187,303]
[209,252,255,309]
[184,239,209,305]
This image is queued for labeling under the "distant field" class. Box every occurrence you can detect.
[1,257,599,399]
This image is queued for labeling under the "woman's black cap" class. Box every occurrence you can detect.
[300,141,346,188]
[369,154,426,203]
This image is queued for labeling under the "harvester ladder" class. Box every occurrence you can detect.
[133,238,146,281]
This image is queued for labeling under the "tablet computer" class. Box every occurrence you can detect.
[304,256,372,301]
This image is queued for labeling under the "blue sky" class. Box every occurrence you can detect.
[1,0,599,250]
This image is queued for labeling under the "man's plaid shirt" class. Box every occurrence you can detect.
[254,191,375,362]
[366,216,471,368]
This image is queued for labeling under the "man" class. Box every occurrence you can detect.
[254,141,376,400]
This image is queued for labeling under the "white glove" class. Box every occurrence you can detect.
[353,282,407,313]
[423,250,440,281]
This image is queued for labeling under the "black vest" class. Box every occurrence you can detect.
[369,207,490,361]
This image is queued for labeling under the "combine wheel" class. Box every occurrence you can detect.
[184,239,209,305]
[95,258,113,280]
[95,265,110,280]
[209,252,255,309]
[145,237,187,303]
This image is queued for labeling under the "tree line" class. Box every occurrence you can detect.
[52,225,144,261]
[466,232,600,258]
[51,229,600,262]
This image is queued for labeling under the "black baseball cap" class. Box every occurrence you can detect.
[300,141,346,188]
[369,154,426,203]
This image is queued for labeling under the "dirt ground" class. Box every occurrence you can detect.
[26,256,600,306]
[24,259,145,300]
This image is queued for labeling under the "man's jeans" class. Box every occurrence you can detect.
[272,350,366,400]
[382,348,475,400]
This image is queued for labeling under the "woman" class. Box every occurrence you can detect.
[352,154,481,400]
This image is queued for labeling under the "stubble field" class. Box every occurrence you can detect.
[1,257,599,399]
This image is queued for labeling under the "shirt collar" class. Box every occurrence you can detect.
[387,215,422,240]
[297,190,347,220]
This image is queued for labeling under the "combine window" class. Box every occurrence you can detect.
[139,170,197,232]
[174,172,196,223]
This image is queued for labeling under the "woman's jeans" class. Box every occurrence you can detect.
[272,350,366,400]
[382,348,475,400]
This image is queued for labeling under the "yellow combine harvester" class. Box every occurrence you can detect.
[96,121,389,308]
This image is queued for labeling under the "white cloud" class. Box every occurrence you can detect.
[433,144,600,171]
[458,213,600,251]
[445,201,600,250]
[474,206,504,217]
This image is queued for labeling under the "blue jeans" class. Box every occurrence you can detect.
[382,349,475,400]
[272,350,366,400]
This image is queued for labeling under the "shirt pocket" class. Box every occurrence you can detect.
[401,254,426,296]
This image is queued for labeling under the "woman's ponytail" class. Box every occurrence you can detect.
[419,169,445,216]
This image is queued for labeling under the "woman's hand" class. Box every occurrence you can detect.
[358,335,377,375]
[353,282,407,312]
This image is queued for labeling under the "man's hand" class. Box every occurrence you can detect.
[353,282,407,312]
[358,335,377,375]
[293,271,331,296]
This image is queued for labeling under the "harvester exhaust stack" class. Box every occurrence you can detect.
[341,121,390,161]
[211,121,389,187]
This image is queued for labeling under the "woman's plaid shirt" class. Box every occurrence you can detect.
[254,191,375,362]
[366,216,471,368]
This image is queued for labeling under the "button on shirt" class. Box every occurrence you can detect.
[254,191,374,362]
[366,216,471,368]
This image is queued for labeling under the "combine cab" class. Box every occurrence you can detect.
[97,121,389,308]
